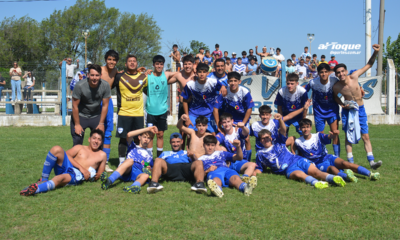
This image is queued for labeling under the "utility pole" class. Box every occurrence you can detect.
[365,0,372,77]
[377,0,385,76]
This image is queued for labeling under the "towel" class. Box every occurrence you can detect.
[344,100,361,144]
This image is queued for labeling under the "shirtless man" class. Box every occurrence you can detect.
[169,44,181,71]
[225,58,232,73]
[332,44,382,170]
[196,47,205,62]
[255,46,270,59]
[20,129,107,196]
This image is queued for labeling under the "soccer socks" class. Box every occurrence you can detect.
[357,166,371,177]
[333,144,340,157]
[347,152,354,163]
[103,148,111,162]
[35,180,55,194]
[367,152,374,161]
[41,151,58,181]
[146,148,153,158]
[239,182,246,192]
[325,174,335,184]
[130,181,141,187]
[337,172,348,180]
[108,171,121,184]
[157,148,163,158]
[305,176,318,186]
[246,150,252,162]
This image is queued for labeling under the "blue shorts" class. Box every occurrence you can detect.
[315,154,338,172]
[120,165,143,182]
[54,151,83,185]
[188,114,217,133]
[285,158,313,179]
[207,167,239,188]
[229,160,248,173]
[342,105,368,134]
[314,115,340,132]
[285,118,302,135]
[101,98,114,145]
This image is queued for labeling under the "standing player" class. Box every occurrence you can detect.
[196,48,205,62]
[294,119,380,182]
[332,44,382,169]
[169,44,181,71]
[212,44,222,58]
[304,63,341,157]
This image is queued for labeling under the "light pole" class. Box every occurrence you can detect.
[82,29,90,68]
[307,33,315,55]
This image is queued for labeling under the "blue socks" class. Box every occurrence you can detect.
[357,166,371,177]
[42,151,58,181]
[243,174,249,178]
[108,171,121,184]
[246,150,252,162]
[333,144,340,157]
[367,155,375,162]
[103,148,111,161]
[326,174,335,184]
[239,182,246,192]
[337,172,348,180]
[305,176,318,186]
[35,180,55,194]
[130,181,141,187]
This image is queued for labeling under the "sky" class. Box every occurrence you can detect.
[0,0,399,74]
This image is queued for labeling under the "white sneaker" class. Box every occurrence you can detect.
[105,164,114,173]
[207,179,224,198]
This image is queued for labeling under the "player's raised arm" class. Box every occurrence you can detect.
[177,114,196,136]
[232,140,243,161]
[127,126,158,139]
[235,122,249,136]
[351,44,380,78]
[275,113,287,136]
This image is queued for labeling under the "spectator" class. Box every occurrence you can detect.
[232,58,246,76]
[273,48,285,77]
[59,57,79,97]
[182,52,187,58]
[328,55,339,69]
[312,54,319,66]
[241,51,249,66]
[222,51,229,61]
[300,46,311,60]
[204,50,213,66]
[212,44,222,58]
[0,73,5,101]
[286,59,296,75]
[269,47,276,55]
[320,55,328,65]
[248,49,258,64]
[255,46,270,59]
[291,54,298,65]
[196,48,205,62]
[225,58,232,73]
[231,52,238,65]
[9,61,22,102]
[305,56,311,67]
[307,61,318,79]
[194,57,200,73]
[246,58,258,75]
[22,71,35,101]
[169,44,181,71]
[295,59,307,79]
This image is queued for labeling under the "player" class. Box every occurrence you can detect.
[147,132,207,194]
[20,129,107,196]
[169,44,181,71]
[100,126,157,193]
[207,58,228,86]
[196,48,205,62]
[255,113,346,189]
[332,44,382,169]
[199,136,256,198]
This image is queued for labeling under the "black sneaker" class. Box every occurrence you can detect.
[147,181,163,194]
[191,182,207,194]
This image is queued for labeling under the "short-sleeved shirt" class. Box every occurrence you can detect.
[0,76,6,84]
[181,78,222,117]
[146,72,168,115]
[300,52,311,60]
[273,54,285,67]
[295,133,331,164]
[319,60,328,65]
[66,64,77,78]
[286,66,296,74]
[241,57,249,66]
[113,71,148,117]
[216,127,248,156]
[328,60,339,69]
[250,119,280,152]
[207,72,228,86]
[230,57,238,65]
[212,50,222,57]
[295,65,308,79]
[26,77,35,86]
[248,55,258,63]
[215,86,254,123]
[274,85,308,122]
[159,150,191,164]
[233,64,246,74]
[247,64,258,74]
[72,79,111,118]
[198,151,235,170]
[9,67,22,80]
[203,56,213,65]
[126,146,154,170]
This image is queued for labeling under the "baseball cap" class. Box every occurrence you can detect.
[170,132,182,140]
[232,52,236,55]
[331,54,335,57]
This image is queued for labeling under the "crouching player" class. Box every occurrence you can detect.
[20,129,107,196]
[294,119,380,182]
[100,126,157,193]
[255,113,346,189]
[216,113,257,182]
[199,136,256,198]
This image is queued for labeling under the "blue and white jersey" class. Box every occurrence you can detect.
[203,56,213,65]
[181,78,222,117]
[300,52,311,60]
[256,133,302,174]
[231,57,238,65]
[250,119,280,152]
[127,146,154,170]
[215,86,254,122]
[233,64,246,74]
[207,72,228,86]
[274,85,308,122]
[198,151,235,170]
[305,74,339,118]
[295,133,331,164]
[159,150,191,164]
[242,57,249,66]
[216,127,248,156]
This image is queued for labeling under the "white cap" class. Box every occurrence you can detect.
[232,52,236,55]
[87,61,92,65]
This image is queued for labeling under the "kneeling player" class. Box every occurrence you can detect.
[294,119,380,182]
[255,114,346,189]
[199,136,256,198]
[20,130,107,196]
[147,132,207,194]
[216,113,257,180]
[101,126,157,193]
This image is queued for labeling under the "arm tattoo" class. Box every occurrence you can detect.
[367,52,378,66]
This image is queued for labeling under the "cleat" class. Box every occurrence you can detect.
[100,173,112,190]
[243,183,253,196]
[142,167,152,179]
[333,176,346,187]
[344,169,358,183]
[191,182,207,194]
[147,182,164,194]
[100,172,107,182]
[207,179,224,198]
[243,176,257,189]
[105,164,114,173]
[370,161,382,170]
[314,181,329,189]
[123,185,141,194]
[369,172,380,181]
[20,183,38,196]
[36,178,48,185]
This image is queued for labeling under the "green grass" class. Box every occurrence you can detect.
[1,124,400,239]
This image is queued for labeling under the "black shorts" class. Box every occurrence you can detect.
[70,114,101,146]
[147,111,168,131]
[116,115,144,138]
[175,62,181,71]
[163,162,194,182]
[178,102,185,119]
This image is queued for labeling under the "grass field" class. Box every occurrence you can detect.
[1,124,400,239]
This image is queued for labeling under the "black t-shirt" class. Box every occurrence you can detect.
[0,77,5,83]
[248,55,258,63]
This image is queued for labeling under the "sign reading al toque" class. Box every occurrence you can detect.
[318,42,362,55]
[240,75,384,115]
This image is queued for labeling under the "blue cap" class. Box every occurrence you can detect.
[170,132,182,140]
[331,54,335,57]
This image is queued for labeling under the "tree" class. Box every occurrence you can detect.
[383,33,400,74]
[188,40,209,56]
[163,40,209,57]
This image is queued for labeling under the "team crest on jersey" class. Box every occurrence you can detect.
[324,96,328,100]
[282,163,288,170]
[291,105,296,109]
[118,128,123,134]
[141,160,145,165]
[310,153,314,156]
[235,105,239,110]
[320,166,324,171]
[203,95,206,99]
[232,146,236,151]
